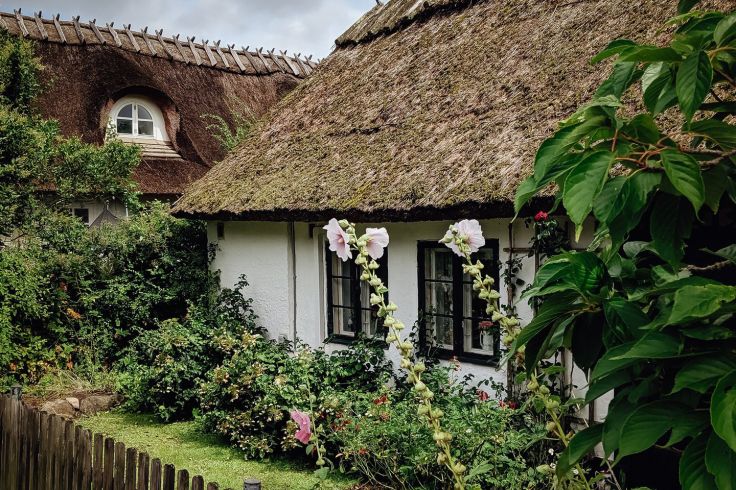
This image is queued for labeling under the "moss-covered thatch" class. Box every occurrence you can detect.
[173,0,731,221]
[1,10,312,197]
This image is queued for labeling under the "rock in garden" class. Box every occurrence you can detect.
[40,399,76,419]
[65,397,80,410]
[79,394,122,415]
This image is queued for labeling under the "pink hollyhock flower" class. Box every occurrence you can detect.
[365,227,389,259]
[324,218,352,261]
[442,219,485,257]
[476,389,489,402]
[290,410,312,444]
[534,211,549,222]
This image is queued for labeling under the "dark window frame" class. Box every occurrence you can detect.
[417,240,501,365]
[73,208,90,225]
[325,243,388,344]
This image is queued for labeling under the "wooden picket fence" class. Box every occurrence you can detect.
[0,394,226,490]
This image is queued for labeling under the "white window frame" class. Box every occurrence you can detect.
[109,96,168,141]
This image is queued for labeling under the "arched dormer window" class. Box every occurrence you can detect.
[110,96,168,141]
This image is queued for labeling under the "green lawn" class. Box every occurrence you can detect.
[79,412,358,490]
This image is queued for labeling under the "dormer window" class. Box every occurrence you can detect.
[110,96,168,141]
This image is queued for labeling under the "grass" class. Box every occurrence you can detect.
[79,412,358,490]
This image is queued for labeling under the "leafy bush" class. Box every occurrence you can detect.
[0,205,214,390]
[327,365,548,490]
[116,278,259,421]
[514,4,736,487]
[199,335,392,459]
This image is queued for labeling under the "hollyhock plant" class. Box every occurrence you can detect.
[364,227,389,259]
[440,219,485,257]
[324,218,352,261]
[290,409,312,444]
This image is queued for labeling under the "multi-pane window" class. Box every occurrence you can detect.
[72,208,89,225]
[115,103,155,137]
[325,244,388,341]
[418,241,500,362]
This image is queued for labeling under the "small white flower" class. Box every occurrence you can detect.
[550,463,556,470]
[573,469,579,476]
[548,448,555,455]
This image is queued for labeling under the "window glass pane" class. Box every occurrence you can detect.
[426,315,453,348]
[73,208,89,224]
[331,278,353,309]
[116,118,132,134]
[137,105,152,120]
[117,104,133,118]
[137,120,154,136]
[463,318,495,354]
[425,281,452,316]
[361,309,376,336]
[463,248,495,282]
[332,307,355,336]
[425,248,453,281]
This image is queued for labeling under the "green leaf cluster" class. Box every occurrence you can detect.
[514,4,736,487]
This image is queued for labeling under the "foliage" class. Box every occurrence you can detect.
[198,334,392,459]
[203,104,256,153]
[116,278,259,421]
[328,364,549,490]
[514,4,736,488]
[0,204,214,390]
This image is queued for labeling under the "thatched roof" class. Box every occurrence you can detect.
[1,9,315,197]
[173,0,733,220]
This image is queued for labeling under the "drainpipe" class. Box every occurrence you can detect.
[287,222,297,342]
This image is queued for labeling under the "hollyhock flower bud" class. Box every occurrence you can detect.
[369,277,382,287]
[386,302,398,311]
[324,218,352,261]
[546,399,560,410]
[430,408,444,419]
[415,381,427,392]
[383,316,395,326]
[368,260,380,270]
[491,311,503,321]
[483,276,495,286]
[453,463,466,474]
[414,362,426,373]
[539,385,550,395]
[370,294,382,305]
[386,333,397,342]
[437,453,448,465]
[393,321,405,330]
[422,390,434,400]
[527,379,539,391]
[338,219,350,228]
[360,271,370,281]
[355,255,367,265]
[400,341,412,351]
[546,421,557,432]
[400,358,411,369]
[418,405,429,416]
[356,238,367,248]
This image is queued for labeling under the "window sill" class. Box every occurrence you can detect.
[325,334,390,349]
[434,348,501,368]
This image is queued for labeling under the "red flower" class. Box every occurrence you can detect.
[534,211,549,222]
[477,389,489,402]
[373,394,389,405]
[507,401,518,409]
[478,320,493,331]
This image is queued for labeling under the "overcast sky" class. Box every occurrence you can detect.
[7,0,371,58]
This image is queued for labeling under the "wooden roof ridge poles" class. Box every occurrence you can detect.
[33,11,48,40]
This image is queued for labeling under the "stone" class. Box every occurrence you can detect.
[65,397,80,410]
[40,399,76,419]
[79,394,122,415]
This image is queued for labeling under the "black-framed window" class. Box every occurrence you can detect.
[325,243,388,342]
[73,208,89,225]
[418,240,500,364]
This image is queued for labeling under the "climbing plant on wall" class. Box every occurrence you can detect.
[514,3,736,488]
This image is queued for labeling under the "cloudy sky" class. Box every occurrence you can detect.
[8,0,372,58]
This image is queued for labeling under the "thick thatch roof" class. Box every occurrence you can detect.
[1,9,315,197]
[173,0,732,220]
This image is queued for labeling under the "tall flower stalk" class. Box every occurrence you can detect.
[324,218,467,490]
[441,220,591,489]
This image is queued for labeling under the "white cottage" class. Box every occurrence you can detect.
[173,0,681,398]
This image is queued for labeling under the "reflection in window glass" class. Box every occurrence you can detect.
[117,104,133,118]
[137,105,152,120]
[137,120,154,136]
[116,118,133,134]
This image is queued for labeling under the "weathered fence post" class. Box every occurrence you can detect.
[243,478,262,490]
[10,384,22,399]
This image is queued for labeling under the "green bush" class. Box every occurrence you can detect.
[328,365,548,490]
[199,335,392,459]
[0,204,214,390]
[116,278,259,421]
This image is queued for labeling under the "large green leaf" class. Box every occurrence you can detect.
[705,432,736,489]
[650,194,694,265]
[596,62,637,99]
[585,369,632,403]
[514,176,539,215]
[614,332,682,359]
[702,164,729,214]
[607,171,661,248]
[510,293,579,356]
[661,149,706,212]
[602,397,637,456]
[669,284,736,324]
[673,356,736,394]
[688,119,736,150]
[676,50,713,122]
[591,39,636,64]
[591,342,638,379]
[680,432,718,490]
[714,12,736,45]
[556,424,604,475]
[620,401,693,458]
[563,151,614,239]
[644,68,678,115]
[712,371,736,452]
[678,0,701,14]
[533,115,606,182]
[603,298,649,340]
[620,46,683,62]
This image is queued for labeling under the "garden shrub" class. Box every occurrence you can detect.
[327,364,548,490]
[115,277,259,421]
[198,335,392,459]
